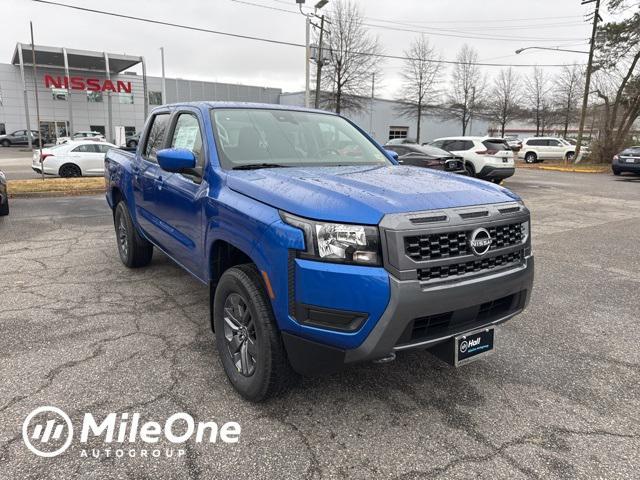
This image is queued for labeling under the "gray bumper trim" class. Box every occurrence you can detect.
[344,255,534,363]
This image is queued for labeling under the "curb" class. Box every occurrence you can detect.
[517,165,609,174]
[9,189,105,199]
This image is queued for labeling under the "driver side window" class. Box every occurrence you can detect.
[170,113,204,178]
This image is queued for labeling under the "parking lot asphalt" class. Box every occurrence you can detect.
[0,168,639,479]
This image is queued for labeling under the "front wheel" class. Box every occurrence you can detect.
[524,152,537,164]
[566,152,575,162]
[464,162,475,177]
[59,163,82,178]
[1,140,10,147]
[613,169,621,176]
[214,264,296,402]
[114,201,153,268]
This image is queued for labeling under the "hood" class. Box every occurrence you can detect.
[227,165,520,224]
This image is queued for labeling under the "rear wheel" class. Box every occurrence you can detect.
[1,139,10,147]
[524,152,537,164]
[214,264,296,402]
[59,163,82,178]
[0,198,8,216]
[566,151,575,162]
[114,201,153,268]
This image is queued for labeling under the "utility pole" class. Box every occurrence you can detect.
[305,16,311,108]
[30,21,44,180]
[369,73,375,137]
[313,14,325,109]
[160,47,166,104]
[575,0,601,163]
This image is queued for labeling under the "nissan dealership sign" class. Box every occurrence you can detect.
[44,74,132,93]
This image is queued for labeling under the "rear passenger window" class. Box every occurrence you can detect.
[143,113,170,162]
[547,139,561,146]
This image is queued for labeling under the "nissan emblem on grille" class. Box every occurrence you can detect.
[469,228,493,256]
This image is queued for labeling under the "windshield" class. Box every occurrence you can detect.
[418,145,454,157]
[211,108,389,169]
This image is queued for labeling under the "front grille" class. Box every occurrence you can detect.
[417,250,523,281]
[405,221,525,262]
[395,292,525,346]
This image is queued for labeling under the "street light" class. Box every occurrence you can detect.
[297,0,329,108]
[515,46,589,55]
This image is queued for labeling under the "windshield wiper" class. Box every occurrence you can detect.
[232,163,291,170]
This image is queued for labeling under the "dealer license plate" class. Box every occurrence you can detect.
[454,327,495,366]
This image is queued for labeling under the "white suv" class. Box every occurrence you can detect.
[56,131,106,145]
[430,136,515,183]
[520,137,575,163]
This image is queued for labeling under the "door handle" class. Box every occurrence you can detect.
[155,175,165,191]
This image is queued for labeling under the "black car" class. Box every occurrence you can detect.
[612,146,640,176]
[125,131,141,148]
[0,129,43,147]
[0,169,8,216]
[384,144,466,174]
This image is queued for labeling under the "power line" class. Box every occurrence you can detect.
[232,0,589,42]
[32,0,586,68]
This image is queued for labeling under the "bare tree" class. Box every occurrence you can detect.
[394,35,442,143]
[320,0,382,114]
[523,66,553,135]
[488,68,521,137]
[446,45,486,135]
[588,2,640,162]
[554,63,584,138]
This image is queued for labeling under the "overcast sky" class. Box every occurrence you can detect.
[4,0,601,97]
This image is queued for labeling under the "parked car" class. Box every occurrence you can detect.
[384,144,466,174]
[32,140,117,177]
[0,130,43,147]
[519,137,577,163]
[385,137,417,145]
[105,102,534,401]
[0,169,8,216]
[504,136,523,153]
[612,146,640,176]
[430,136,515,182]
[125,131,141,148]
[56,131,106,145]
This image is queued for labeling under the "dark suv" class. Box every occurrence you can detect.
[612,146,640,176]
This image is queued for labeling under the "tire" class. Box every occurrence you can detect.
[58,163,82,178]
[127,140,137,148]
[1,140,10,147]
[464,162,476,177]
[0,198,8,216]
[566,152,575,162]
[613,169,621,176]
[113,201,153,268]
[491,178,503,185]
[524,152,537,164]
[214,264,296,402]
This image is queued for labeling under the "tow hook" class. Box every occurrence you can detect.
[373,352,396,364]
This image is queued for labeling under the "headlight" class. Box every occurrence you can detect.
[521,220,530,243]
[281,212,381,266]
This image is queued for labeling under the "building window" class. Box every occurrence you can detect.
[51,88,68,101]
[388,126,409,141]
[118,93,134,104]
[87,91,103,102]
[124,126,136,137]
[90,125,106,136]
[149,91,163,105]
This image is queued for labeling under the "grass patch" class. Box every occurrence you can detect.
[8,177,105,197]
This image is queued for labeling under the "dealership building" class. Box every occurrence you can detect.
[0,43,487,146]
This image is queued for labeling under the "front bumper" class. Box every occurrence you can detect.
[283,255,534,375]
[613,160,640,174]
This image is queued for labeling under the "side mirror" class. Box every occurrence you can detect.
[157,148,196,173]
[387,150,399,161]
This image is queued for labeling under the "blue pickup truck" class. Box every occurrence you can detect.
[105,102,534,401]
